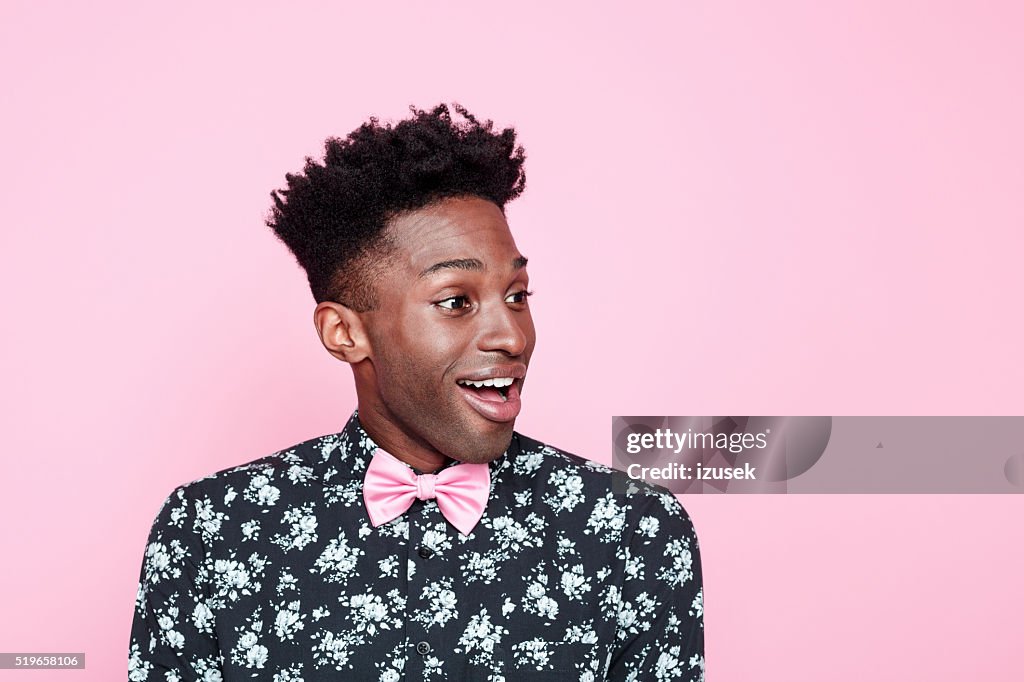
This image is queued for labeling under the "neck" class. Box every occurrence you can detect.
[356,400,453,475]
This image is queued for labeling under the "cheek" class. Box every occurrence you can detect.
[387,318,464,386]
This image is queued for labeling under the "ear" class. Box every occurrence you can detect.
[314,301,372,364]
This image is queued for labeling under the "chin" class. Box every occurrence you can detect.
[452,424,515,464]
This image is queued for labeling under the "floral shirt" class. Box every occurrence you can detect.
[128,412,704,682]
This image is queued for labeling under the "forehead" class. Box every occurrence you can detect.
[386,196,520,270]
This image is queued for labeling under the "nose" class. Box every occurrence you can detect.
[477,300,530,357]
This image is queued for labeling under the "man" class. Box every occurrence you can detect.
[128,103,704,681]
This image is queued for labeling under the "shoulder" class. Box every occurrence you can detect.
[171,431,342,499]
[146,430,349,533]
[510,431,621,480]
[510,431,697,538]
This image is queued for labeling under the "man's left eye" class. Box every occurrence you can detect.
[437,296,472,310]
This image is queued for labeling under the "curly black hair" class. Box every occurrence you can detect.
[265,103,527,311]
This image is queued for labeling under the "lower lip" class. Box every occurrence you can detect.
[457,382,522,423]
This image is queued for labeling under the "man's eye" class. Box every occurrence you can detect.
[436,295,472,311]
[505,290,533,304]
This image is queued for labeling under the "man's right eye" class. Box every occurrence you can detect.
[436,295,472,311]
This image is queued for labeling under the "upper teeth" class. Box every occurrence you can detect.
[458,377,515,388]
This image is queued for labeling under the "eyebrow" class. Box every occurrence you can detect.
[418,255,529,279]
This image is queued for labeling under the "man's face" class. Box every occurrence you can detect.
[361,195,536,464]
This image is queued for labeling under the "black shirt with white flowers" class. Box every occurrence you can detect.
[128,411,704,681]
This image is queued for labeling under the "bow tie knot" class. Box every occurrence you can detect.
[362,448,491,536]
[416,473,437,500]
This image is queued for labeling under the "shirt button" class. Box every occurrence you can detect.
[416,641,431,655]
[418,545,434,559]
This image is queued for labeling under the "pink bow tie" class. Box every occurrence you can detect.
[362,448,491,536]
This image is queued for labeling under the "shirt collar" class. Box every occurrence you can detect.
[319,410,514,481]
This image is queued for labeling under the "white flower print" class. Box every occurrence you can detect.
[513,450,544,474]
[422,655,444,678]
[412,578,459,629]
[654,489,684,518]
[144,539,188,583]
[615,591,660,640]
[272,664,302,682]
[459,551,499,584]
[521,563,559,620]
[599,583,622,614]
[128,641,151,681]
[311,530,364,585]
[275,571,298,596]
[654,645,685,680]
[258,485,281,506]
[271,503,319,553]
[512,638,554,670]
[230,606,269,670]
[196,659,222,681]
[543,469,585,515]
[192,601,215,635]
[246,645,269,669]
[311,629,366,671]
[666,611,683,636]
[241,519,261,542]
[421,524,453,554]
[317,433,344,463]
[274,599,306,641]
[555,533,577,558]
[622,547,645,581]
[377,643,406,682]
[363,516,408,540]
[485,513,545,553]
[345,590,403,635]
[194,496,229,544]
[164,628,185,649]
[559,563,593,600]
[581,458,613,474]
[658,537,694,588]
[212,551,267,603]
[637,515,660,538]
[455,607,508,666]
[286,463,314,484]
[584,492,627,543]
[379,555,399,578]
[324,479,362,507]
[245,473,281,508]
[563,621,599,645]
[169,503,187,529]
[689,653,705,678]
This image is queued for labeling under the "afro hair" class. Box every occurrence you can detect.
[265,102,527,311]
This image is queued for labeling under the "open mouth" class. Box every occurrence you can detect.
[455,376,523,422]
[455,377,515,402]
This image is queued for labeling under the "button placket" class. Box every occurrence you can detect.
[404,498,443,678]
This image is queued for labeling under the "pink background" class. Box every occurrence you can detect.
[2,1,1022,679]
